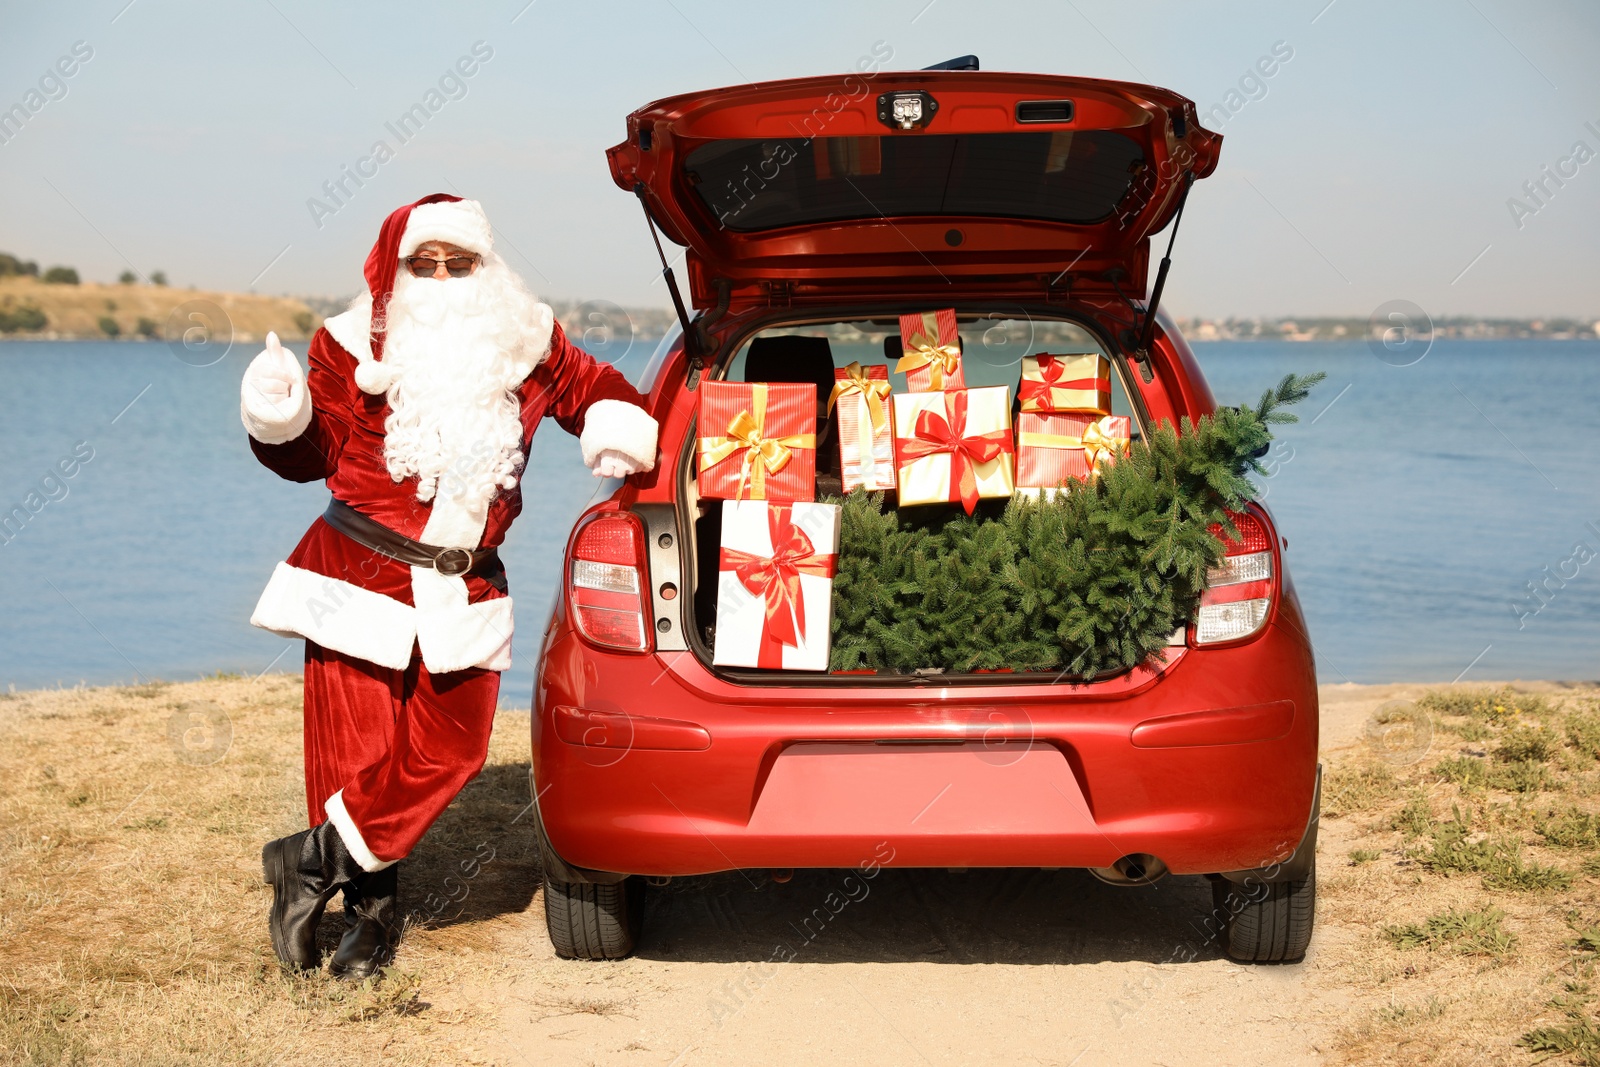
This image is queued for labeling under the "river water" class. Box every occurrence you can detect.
[1,338,1595,701]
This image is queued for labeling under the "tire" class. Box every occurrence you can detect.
[1210,861,1315,962]
[543,875,647,960]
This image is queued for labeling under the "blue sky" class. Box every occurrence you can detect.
[1,0,1596,318]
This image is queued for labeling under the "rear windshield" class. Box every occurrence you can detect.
[685,131,1144,232]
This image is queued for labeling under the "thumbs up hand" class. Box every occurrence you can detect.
[241,331,313,443]
[246,332,304,409]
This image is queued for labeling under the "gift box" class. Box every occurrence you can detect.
[1018,353,1112,414]
[1014,413,1131,499]
[895,308,965,392]
[893,386,1015,514]
[826,361,896,492]
[697,380,817,501]
[712,501,841,671]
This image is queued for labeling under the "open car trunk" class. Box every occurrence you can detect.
[676,309,1156,684]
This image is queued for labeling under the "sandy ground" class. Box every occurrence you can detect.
[412,684,1428,1067]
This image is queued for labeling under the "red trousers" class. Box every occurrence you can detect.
[302,641,499,867]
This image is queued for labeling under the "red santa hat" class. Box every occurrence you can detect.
[354,194,495,393]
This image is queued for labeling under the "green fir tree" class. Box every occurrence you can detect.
[827,372,1324,678]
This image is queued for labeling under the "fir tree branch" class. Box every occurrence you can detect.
[827,371,1322,678]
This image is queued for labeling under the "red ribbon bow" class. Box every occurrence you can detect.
[718,506,837,660]
[898,391,1013,514]
[1017,355,1106,413]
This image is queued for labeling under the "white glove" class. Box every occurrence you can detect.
[591,448,646,479]
[241,331,311,443]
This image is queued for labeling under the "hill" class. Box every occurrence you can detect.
[0,278,323,344]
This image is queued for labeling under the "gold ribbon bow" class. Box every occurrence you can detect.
[826,362,892,433]
[698,384,816,499]
[1080,417,1121,468]
[895,312,962,390]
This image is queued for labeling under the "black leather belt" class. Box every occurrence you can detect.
[322,499,507,592]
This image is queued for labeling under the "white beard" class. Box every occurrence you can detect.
[376,254,544,508]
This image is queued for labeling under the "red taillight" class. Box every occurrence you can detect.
[1194,509,1277,645]
[567,512,652,653]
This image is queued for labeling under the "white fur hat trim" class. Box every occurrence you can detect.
[401,199,493,256]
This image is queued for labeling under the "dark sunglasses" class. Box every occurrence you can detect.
[405,254,479,278]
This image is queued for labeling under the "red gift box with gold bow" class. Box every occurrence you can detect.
[826,361,896,492]
[1018,353,1112,414]
[696,380,817,501]
[895,309,965,392]
[1014,413,1131,499]
[893,386,1015,514]
[712,501,841,671]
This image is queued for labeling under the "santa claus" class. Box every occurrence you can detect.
[241,193,657,979]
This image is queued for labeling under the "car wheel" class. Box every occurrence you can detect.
[1210,861,1315,962]
[543,875,647,960]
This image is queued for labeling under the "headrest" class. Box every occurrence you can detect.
[744,335,836,408]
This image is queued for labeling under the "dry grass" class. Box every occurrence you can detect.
[1321,684,1600,1066]
[0,674,540,1066]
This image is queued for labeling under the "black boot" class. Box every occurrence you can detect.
[329,864,398,981]
[261,821,365,970]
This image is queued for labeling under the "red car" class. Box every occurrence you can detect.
[530,61,1319,964]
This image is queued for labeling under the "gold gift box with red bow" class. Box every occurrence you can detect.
[892,386,1015,514]
[1018,353,1112,414]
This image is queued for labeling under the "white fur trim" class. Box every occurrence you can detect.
[325,789,397,872]
[408,475,514,673]
[322,292,372,363]
[251,562,417,670]
[240,351,313,445]
[250,560,514,674]
[401,200,493,257]
[411,567,515,674]
[526,300,556,370]
[579,399,659,471]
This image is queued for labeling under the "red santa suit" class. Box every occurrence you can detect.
[241,194,657,871]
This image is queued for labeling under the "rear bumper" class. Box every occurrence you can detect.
[531,603,1319,878]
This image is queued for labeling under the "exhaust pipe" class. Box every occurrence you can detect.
[1089,853,1169,887]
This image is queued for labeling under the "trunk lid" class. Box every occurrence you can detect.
[608,70,1221,309]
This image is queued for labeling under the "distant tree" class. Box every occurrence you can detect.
[43,266,80,285]
[0,253,39,277]
[98,316,120,338]
[150,271,168,286]
[118,270,137,285]
[293,311,315,336]
[8,306,46,331]
[135,317,158,339]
